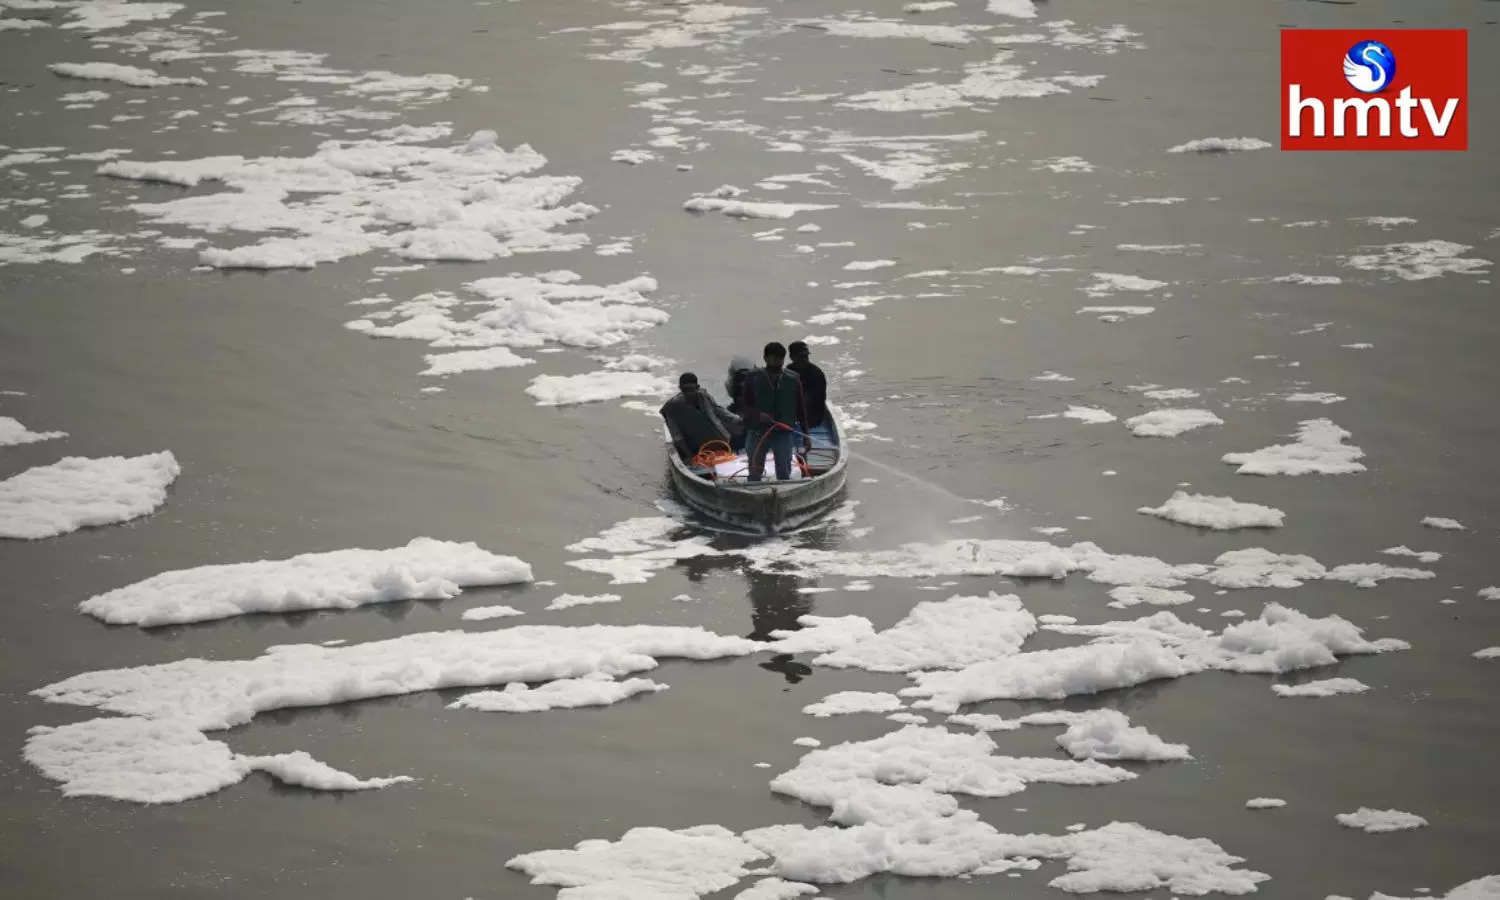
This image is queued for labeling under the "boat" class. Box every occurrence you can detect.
[664,406,849,535]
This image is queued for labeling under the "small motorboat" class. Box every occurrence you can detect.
[664,406,849,535]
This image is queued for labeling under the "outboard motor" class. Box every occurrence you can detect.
[725,356,756,403]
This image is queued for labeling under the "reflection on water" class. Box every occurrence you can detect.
[746,571,815,684]
[667,494,850,684]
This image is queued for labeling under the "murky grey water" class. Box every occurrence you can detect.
[3,0,1498,898]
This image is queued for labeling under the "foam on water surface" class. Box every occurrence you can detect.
[1272,677,1369,698]
[103,130,594,269]
[79,538,533,626]
[1166,137,1272,154]
[812,592,1035,673]
[902,603,1406,712]
[0,415,67,446]
[24,717,411,804]
[1222,419,1365,476]
[1017,709,1192,761]
[1125,409,1222,437]
[449,673,667,712]
[0,452,180,540]
[802,690,905,717]
[1137,492,1285,531]
[1336,808,1428,833]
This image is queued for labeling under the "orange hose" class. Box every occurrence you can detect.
[691,440,739,470]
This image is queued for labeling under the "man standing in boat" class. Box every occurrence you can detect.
[738,341,812,482]
[786,340,828,430]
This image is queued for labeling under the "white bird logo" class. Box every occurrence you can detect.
[1343,42,1393,93]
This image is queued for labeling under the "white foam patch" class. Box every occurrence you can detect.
[1017,709,1192,761]
[1138,492,1285,530]
[1084,273,1167,297]
[734,878,820,899]
[1125,409,1222,437]
[545,593,623,610]
[902,603,1406,712]
[684,185,836,220]
[463,605,524,620]
[813,593,1036,673]
[79,538,532,626]
[349,274,663,353]
[23,717,410,804]
[838,50,1095,112]
[1323,562,1435,589]
[1274,273,1343,285]
[48,62,206,88]
[1473,647,1500,660]
[1222,419,1365,476]
[1143,388,1198,401]
[768,615,877,654]
[63,1,185,31]
[1272,677,1368,698]
[986,0,1036,17]
[1062,406,1116,424]
[103,130,593,269]
[1201,549,1325,589]
[1079,305,1154,320]
[1035,156,1093,173]
[0,451,180,540]
[903,1,957,12]
[508,824,767,898]
[449,673,666,712]
[1246,797,1286,809]
[566,516,723,584]
[1344,240,1490,281]
[1118,243,1200,252]
[611,149,657,165]
[842,150,969,189]
[1167,137,1272,153]
[801,18,983,44]
[1286,392,1345,404]
[34,625,759,733]
[1336,808,1428,833]
[767,725,1133,818]
[1421,516,1465,531]
[420,346,535,376]
[803,691,905,717]
[0,17,50,29]
[995,825,1271,897]
[742,537,1079,582]
[947,713,1022,731]
[1381,546,1441,564]
[1364,877,1500,900]
[0,229,125,266]
[526,370,674,406]
[0,415,67,446]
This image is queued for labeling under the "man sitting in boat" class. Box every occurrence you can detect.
[786,341,828,430]
[737,341,812,482]
[661,372,741,461]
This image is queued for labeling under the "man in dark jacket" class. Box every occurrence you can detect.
[738,342,811,482]
[786,340,828,430]
[661,372,740,461]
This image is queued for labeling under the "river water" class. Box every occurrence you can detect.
[2,1,1497,898]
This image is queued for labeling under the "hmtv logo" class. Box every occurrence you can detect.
[1282,29,1468,150]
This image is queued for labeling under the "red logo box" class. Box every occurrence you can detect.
[1281,29,1468,151]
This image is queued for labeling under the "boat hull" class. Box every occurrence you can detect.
[665,409,849,535]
